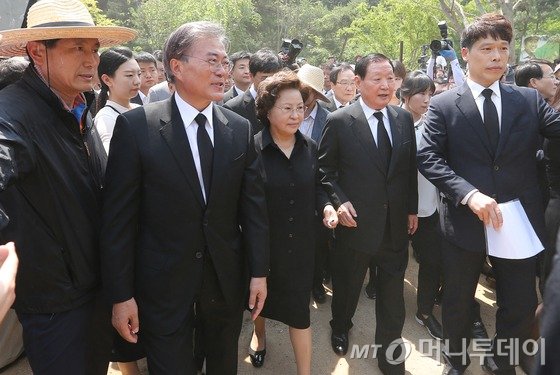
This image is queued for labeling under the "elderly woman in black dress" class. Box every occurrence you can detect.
[249,70,338,374]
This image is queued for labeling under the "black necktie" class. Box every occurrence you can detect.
[373,111,391,172]
[195,113,213,202]
[481,88,499,153]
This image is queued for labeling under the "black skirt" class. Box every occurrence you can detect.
[260,287,311,329]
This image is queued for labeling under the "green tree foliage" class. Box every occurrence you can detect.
[130,0,260,52]
[343,0,446,69]
[80,0,114,26]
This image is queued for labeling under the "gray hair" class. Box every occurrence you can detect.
[163,21,228,83]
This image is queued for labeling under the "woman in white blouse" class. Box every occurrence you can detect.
[400,71,443,340]
[95,47,141,154]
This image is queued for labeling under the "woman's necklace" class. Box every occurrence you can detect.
[274,137,295,158]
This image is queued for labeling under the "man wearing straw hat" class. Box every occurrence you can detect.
[0,0,136,374]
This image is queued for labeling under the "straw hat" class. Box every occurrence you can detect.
[297,64,329,102]
[0,0,137,57]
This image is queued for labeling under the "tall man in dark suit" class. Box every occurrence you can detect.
[224,48,281,134]
[222,51,252,104]
[319,53,418,375]
[417,14,560,375]
[100,21,270,375]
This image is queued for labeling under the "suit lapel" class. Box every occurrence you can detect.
[206,106,233,209]
[311,103,328,143]
[387,106,403,178]
[455,83,494,158]
[159,97,205,207]
[243,90,258,124]
[495,83,522,160]
[348,103,386,176]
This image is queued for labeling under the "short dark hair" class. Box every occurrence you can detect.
[0,57,29,90]
[229,51,251,68]
[249,49,281,76]
[329,63,354,84]
[400,70,435,100]
[255,70,308,127]
[514,62,546,87]
[392,60,407,80]
[461,13,513,50]
[354,53,393,80]
[135,51,157,66]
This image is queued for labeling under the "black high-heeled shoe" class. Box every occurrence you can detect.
[249,347,266,368]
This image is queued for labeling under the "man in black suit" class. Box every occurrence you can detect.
[100,21,270,375]
[417,14,560,375]
[320,63,357,112]
[319,53,418,375]
[222,51,252,104]
[224,48,281,134]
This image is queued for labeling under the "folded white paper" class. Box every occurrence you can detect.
[484,200,543,259]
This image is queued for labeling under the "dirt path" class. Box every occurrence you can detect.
[2,249,525,374]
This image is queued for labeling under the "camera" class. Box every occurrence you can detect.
[280,38,303,66]
[430,21,453,53]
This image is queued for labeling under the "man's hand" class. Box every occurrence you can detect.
[337,201,358,227]
[467,192,503,230]
[408,215,418,235]
[323,205,339,229]
[0,242,18,324]
[112,298,140,343]
[248,277,267,321]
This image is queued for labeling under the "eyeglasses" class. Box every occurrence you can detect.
[180,55,230,72]
[336,80,356,87]
[542,73,559,80]
[274,105,307,115]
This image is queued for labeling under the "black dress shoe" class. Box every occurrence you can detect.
[312,285,327,304]
[481,355,516,375]
[472,319,489,340]
[415,312,443,340]
[331,332,348,356]
[249,347,266,368]
[441,364,465,375]
[434,285,443,306]
[364,284,376,299]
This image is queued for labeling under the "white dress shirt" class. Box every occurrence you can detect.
[359,97,393,146]
[461,79,503,205]
[333,96,346,109]
[174,92,214,202]
[299,104,318,138]
[139,91,149,105]
[249,84,257,100]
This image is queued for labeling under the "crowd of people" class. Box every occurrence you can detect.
[1,1,560,375]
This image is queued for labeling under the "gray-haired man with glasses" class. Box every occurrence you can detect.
[101,21,270,375]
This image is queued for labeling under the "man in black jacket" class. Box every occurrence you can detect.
[319,53,418,375]
[224,48,281,134]
[0,0,136,374]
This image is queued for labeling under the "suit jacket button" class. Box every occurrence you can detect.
[288,217,294,222]
[383,204,388,209]
[195,251,203,259]
[494,165,499,171]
